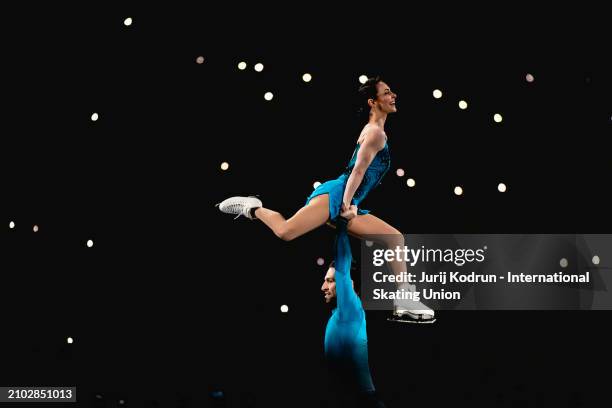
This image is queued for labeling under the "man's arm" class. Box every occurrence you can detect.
[334,223,363,322]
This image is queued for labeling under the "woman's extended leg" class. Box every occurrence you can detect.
[345,213,435,322]
[345,214,407,280]
[254,194,330,241]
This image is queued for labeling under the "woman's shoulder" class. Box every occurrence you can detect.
[358,124,386,144]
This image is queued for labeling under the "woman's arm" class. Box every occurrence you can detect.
[342,129,386,209]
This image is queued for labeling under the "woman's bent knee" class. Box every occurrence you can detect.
[384,230,404,248]
[276,224,295,241]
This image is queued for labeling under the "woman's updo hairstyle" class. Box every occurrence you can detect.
[355,75,382,118]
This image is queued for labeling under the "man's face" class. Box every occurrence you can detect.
[321,267,336,303]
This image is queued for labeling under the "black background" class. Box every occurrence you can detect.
[2,3,611,407]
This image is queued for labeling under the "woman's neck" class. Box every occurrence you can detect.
[368,112,387,129]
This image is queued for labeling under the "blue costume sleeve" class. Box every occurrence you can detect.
[334,218,363,322]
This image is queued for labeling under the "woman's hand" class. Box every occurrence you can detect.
[340,204,358,220]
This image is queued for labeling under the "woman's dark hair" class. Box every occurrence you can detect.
[355,75,383,118]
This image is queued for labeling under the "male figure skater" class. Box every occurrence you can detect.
[321,219,387,408]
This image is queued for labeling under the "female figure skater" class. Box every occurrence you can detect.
[217,76,434,322]
[321,219,387,407]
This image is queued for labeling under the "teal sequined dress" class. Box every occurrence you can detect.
[304,141,391,221]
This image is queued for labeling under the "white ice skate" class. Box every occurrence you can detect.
[390,297,436,324]
[216,196,262,220]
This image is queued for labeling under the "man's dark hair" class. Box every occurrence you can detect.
[328,260,358,271]
[326,259,361,298]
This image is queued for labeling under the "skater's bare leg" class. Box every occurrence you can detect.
[254,194,330,241]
